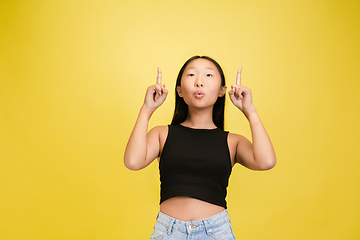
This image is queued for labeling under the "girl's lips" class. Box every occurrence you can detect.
[194,91,204,99]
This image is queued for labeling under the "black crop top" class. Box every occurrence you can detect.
[159,124,233,208]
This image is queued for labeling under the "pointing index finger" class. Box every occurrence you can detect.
[157,67,162,84]
[236,67,242,85]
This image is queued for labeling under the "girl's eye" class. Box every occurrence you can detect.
[207,74,213,77]
[188,73,195,77]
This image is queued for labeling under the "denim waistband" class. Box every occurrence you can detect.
[156,209,231,235]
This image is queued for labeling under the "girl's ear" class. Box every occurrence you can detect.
[218,86,227,97]
[176,86,183,97]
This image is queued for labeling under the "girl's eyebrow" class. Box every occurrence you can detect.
[187,67,214,70]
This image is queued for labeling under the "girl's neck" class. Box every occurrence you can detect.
[181,107,216,129]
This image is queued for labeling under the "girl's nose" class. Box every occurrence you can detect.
[195,77,204,87]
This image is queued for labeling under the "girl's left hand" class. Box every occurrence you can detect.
[228,67,254,114]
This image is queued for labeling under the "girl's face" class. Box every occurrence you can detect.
[177,58,226,109]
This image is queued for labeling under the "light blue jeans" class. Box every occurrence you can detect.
[150,209,236,240]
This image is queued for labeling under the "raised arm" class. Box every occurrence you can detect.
[228,67,276,170]
[124,68,168,171]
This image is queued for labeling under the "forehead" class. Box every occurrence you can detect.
[185,58,217,71]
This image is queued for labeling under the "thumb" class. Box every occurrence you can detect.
[160,87,169,99]
[228,89,237,102]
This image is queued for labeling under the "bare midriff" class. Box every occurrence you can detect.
[159,196,225,221]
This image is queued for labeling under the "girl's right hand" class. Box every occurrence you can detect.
[143,68,168,113]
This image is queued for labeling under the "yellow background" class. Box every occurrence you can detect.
[1,0,359,239]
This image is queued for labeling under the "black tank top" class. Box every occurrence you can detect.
[159,124,233,208]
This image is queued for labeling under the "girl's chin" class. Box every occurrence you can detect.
[186,103,216,110]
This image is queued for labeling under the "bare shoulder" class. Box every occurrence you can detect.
[149,125,168,136]
[148,125,169,153]
[228,132,250,145]
[148,125,169,146]
[227,132,252,166]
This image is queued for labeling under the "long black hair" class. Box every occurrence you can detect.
[170,55,226,130]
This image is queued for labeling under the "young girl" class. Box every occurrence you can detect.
[124,56,276,239]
